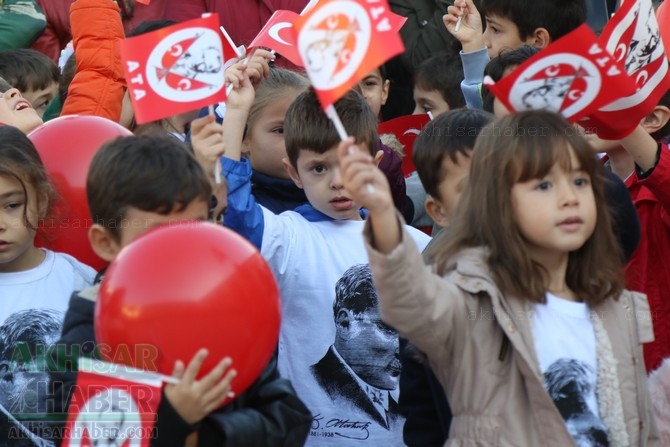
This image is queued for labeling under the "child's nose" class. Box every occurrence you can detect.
[3,88,22,100]
[330,167,344,189]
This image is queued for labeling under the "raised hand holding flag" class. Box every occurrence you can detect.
[120,14,237,125]
[293,0,404,144]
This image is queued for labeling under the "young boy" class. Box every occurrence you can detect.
[217,80,431,445]
[586,90,670,373]
[47,135,311,446]
[0,49,59,118]
[412,53,466,117]
[399,108,494,447]
[357,65,408,218]
[444,0,586,108]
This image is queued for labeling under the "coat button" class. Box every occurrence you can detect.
[507,324,516,333]
[421,20,428,26]
[632,357,638,364]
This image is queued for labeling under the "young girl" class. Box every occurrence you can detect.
[241,67,310,213]
[0,125,95,439]
[338,110,658,445]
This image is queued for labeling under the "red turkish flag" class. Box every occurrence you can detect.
[579,0,670,139]
[248,10,303,67]
[484,24,637,123]
[63,358,163,447]
[378,114,431,177]
[293,0,405,111]
[120,14,231,124]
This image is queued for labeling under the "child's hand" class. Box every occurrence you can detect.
[337,137,394,215]
[444,0,484,53]
[225,69,256,112]
[190,115,225,182]
[245,49,273,87]
[164,349,237,425]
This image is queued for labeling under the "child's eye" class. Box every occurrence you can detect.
[535,181,551,191]
[312,165,326,174]
[271,127,284,134]
[5,202,23,210]
[574,177,590,187]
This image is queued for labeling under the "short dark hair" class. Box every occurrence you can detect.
[413,109,494,199]
[482,45,540,113]
[332,264,378,318]
[284,88,378,168]
[482,0,586,42]
[413,53,466,110]
[86,135,212,241]
[0,49,59,93]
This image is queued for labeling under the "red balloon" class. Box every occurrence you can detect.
[28,115,132,271]
[95,221,281,402]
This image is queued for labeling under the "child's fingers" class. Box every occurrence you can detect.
[204,368,237,409]
[182,348,209,383]
[197,356,233,390]
[190,115,215,135]
[170,360,186,379]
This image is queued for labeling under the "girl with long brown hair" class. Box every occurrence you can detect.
[338,110,659,446]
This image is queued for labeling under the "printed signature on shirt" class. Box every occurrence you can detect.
[311,414,371,440]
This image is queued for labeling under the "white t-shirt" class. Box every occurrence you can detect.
[532,293,609,445]
[0,249,96,437]
[261,208,431,447]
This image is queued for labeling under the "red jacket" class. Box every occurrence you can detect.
[163,0,308,68]
[624,143,670,373]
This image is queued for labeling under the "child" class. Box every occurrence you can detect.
[444,0,586,109]
[399,108,494,447]
[47,135,311,446]
[584,89,670,374]
[238,67,310,213]
[210,75,431,445]
[339,110,659,445]
[0,49,59,118]
[0,126,95,443]
[0,78,43,134]
[405,53,467,233]
[356,65,408,216]
[412,52,466,117]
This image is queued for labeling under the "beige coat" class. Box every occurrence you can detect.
[365,227,659,446]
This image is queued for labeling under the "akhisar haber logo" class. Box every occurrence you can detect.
[146,27,225,103]
[69,388,143,447]
[298,1,371,89]
[509,53,602,118]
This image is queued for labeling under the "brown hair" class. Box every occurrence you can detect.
[413,108,494,199]
[0,126,56,234]
[246,67,309,133]
[284,88,378,168]
[87,135,211,241]
[424,111,624,305]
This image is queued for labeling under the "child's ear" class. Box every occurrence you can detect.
[282,157,303,189]
[424,196,450,228]
[374,150,384,166]
[641,105,670,134]
[528,27,551,49]
[88,224,121,262]
[381,79,390,106]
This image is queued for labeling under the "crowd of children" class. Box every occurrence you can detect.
[0,0,669,445]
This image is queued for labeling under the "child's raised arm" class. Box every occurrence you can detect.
[221,67,255,161]
[620,124,661,173]
[338,137,400,253]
